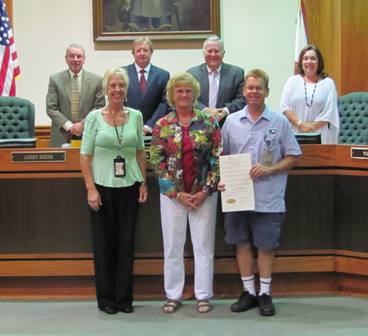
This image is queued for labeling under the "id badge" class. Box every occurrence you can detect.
[114,155,126,177]
[262,150,273,166]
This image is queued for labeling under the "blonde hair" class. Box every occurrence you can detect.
[166,72,200,108]
[132,36,154,53]
[102,68,129,94]
[244,69,269,90]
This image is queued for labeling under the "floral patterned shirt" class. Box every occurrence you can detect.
[150,109,222,198]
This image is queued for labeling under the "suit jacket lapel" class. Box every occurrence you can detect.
[217,63,228,105]
[63,70,72,103]
[80,71,90,109]
[128,64,144,99]
[200,64,210,106]
[144,65,156,99]
[79,70,89,107]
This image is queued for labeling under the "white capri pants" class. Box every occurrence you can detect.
[160,192,218,301]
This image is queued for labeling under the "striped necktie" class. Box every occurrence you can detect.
[71,74,80,122]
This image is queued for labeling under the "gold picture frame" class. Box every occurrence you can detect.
[92,0,220,49]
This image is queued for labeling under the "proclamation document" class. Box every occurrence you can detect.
[219,153,255,212]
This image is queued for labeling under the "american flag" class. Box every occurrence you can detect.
[0,0,20,96]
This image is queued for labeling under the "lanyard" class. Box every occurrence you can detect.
[112,119,124,152]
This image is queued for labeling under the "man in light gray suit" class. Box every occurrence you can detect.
[46,44,105,147]
[187,35,246,122]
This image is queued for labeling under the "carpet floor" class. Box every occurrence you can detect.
[1,296,368,336]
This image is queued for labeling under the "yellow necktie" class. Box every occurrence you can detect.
[71,74,80,122]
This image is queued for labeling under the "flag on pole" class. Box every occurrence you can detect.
[294,0,308,73]
[0,0,20,96]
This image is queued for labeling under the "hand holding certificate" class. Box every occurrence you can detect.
[219,153,255,212]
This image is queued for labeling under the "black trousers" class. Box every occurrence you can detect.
[90,183,139,310]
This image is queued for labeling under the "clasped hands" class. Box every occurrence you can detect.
[177,191,208,211]
[204,108,227,121]
[70,122,84,136]
[298,121,315,132]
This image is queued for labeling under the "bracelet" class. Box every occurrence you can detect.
[297,120,302,127]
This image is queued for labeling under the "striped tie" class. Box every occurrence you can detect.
[71,74,80,122]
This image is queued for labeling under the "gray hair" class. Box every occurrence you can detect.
[65,43,85,57]
[203,35,224,54]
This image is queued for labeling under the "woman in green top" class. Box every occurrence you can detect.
[80,68,148,315]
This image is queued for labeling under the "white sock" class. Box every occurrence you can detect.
[259,277,272,296]
[241,275,256,296]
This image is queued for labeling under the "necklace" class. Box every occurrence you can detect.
[304,79,318,107]
[177,111,193,127]
[107,107,127,125]
[179,119,191,127]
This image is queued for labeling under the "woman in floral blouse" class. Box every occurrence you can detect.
[150,72,222,314]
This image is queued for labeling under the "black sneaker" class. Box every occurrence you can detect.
[230,291,258,312]
[258,294,275,316]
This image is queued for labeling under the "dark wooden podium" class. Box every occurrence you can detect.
[0,145,367,298]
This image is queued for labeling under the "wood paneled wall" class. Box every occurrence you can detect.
[340,0,368,94]
[4,0,12,22]
[304,0,368,95]
[304,0,341,92]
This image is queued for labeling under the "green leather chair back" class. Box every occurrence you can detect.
[0,96,35,139]
[338,92,368,144]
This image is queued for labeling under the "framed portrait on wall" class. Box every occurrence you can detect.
[92,0,220,48]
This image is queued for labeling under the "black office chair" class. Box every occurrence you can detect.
[0,96,36,147]
[338,92,368,144]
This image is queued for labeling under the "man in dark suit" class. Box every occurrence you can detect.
[124,36,170,134]
[46,44,105,147]
[187,35,246,122]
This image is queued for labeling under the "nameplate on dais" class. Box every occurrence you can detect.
[351,147,368,160]
[11,151,66,163]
